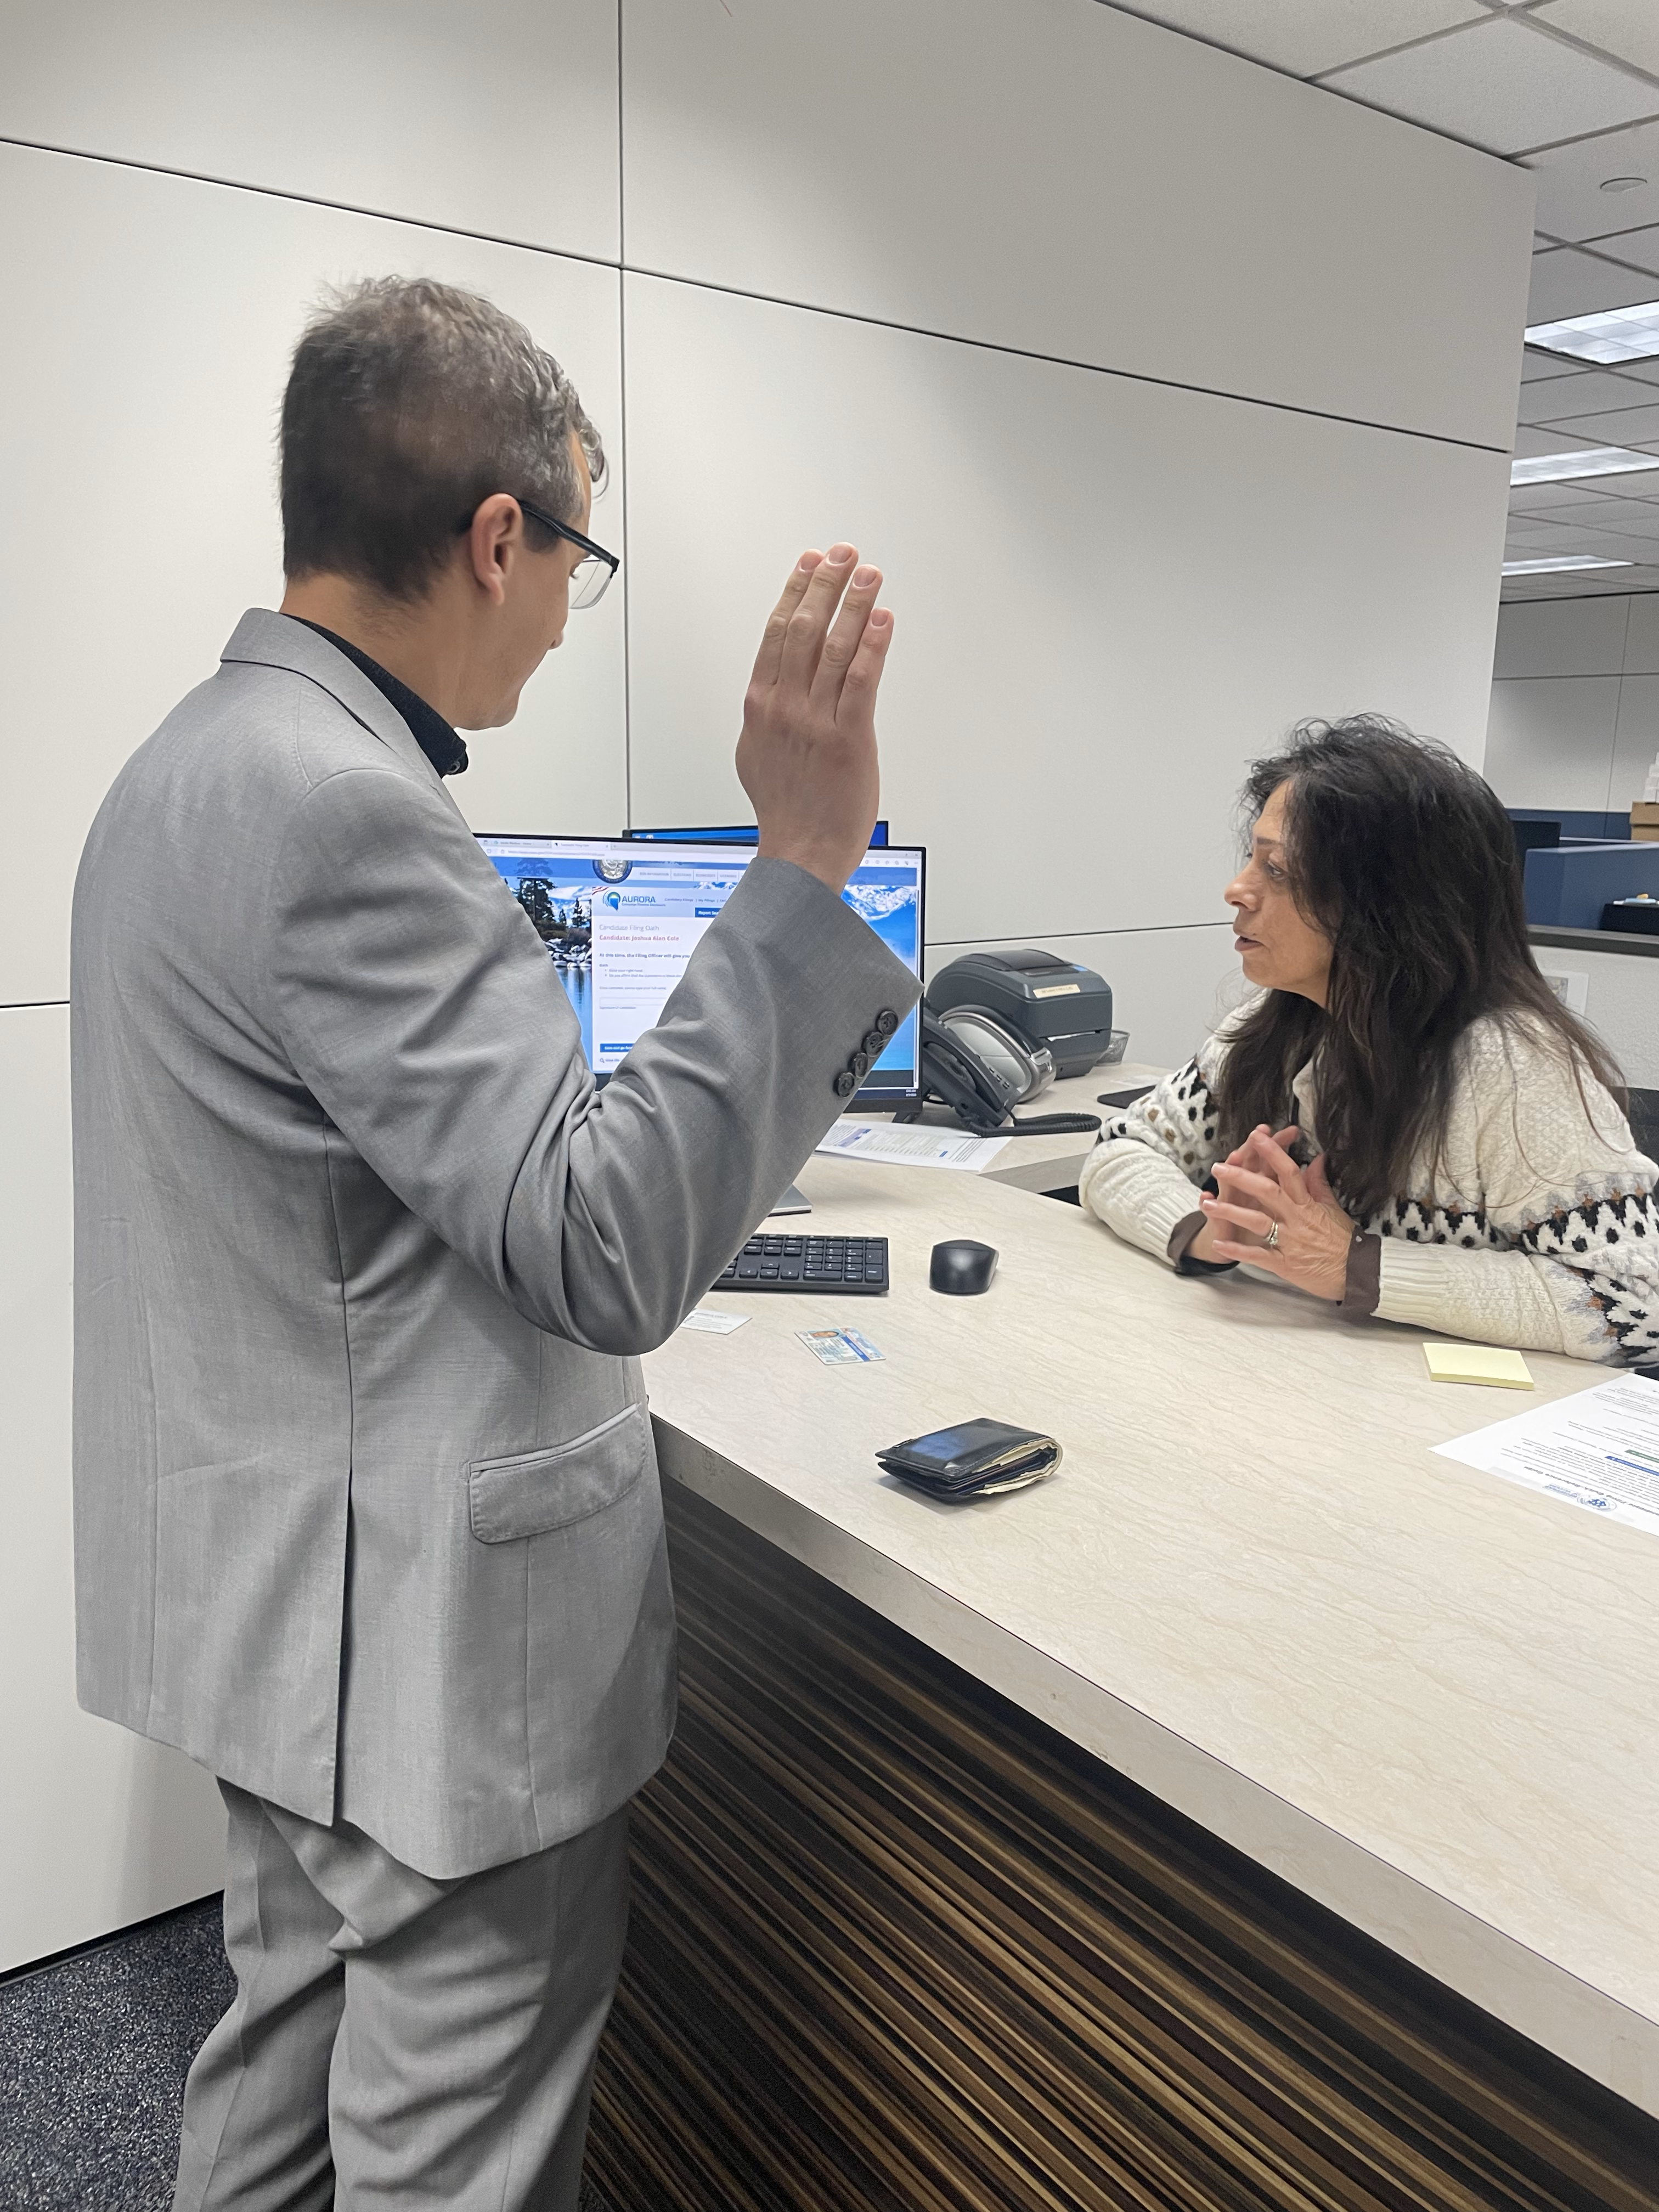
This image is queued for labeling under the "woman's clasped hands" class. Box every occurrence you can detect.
[1199,1125,1356,1302]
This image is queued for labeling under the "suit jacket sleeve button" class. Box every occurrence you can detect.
[850,1050,870,1081]
[874,1008,898,1036]
[834,1070,857,1098]
[862,1030,886,1057]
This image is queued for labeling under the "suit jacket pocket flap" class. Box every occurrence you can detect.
[467,1402,648,1543]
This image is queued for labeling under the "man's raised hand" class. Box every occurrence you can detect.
[736,543,893,893]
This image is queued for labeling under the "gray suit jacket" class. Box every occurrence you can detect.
[71,610,917,1877]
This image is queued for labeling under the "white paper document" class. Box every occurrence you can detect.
[815,1118,1011,1171]
[678,1307,749,1335]
[1434,1372,1659,1537]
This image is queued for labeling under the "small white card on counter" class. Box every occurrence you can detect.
[797,1326,885,1365]
[679,1307,750,1335]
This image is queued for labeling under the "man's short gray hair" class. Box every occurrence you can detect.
[280,276,606,602]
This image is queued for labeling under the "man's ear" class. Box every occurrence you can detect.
[465,494,521,606]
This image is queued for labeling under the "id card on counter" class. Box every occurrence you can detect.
[797,1326,885,1366]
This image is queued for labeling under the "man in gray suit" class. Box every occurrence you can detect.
[71,276,917,2209]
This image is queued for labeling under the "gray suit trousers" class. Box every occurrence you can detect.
[173,1784,629,2210]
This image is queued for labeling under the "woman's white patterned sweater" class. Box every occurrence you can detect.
[1076,1013,1659,1365]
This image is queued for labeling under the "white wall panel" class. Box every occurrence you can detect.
[0,0,620,261]
[622,0,1532,447]
[925,923,1242,1074]
[0,145,627,1006]
[1623,594,1659,676]
[623,276,1511,946]
[1612,674,1659,811]
[1483,678,1621,811]
[0,1006,225,1972]
[1492,596,1630,679]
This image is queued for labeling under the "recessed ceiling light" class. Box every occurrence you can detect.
[1601,176,1648,194]
[1525,301,1659,363]
[1501,555,1633,574]
[1510,446,1659,484]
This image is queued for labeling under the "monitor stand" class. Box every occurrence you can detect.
[767,1183,811,1217]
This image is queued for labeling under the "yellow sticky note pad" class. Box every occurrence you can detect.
[1423,1342,1534,1389]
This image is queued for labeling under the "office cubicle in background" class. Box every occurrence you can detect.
[0,0,1531,1968]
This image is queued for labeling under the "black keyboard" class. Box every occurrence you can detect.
[712,1233,889,1294]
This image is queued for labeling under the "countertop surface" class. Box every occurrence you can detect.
[644,1136,1659,2115]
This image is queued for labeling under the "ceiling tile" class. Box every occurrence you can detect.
[1521,344,1577,379]
[1532,499,1659,535]
[1527,117,1659,239]
[1509,478,1634,510]
[1526,243,1659,319]
[1571,219,1659,273]
[1321,15,1659,155]
[1532,0,1659,80]
[1103,2,1485,78]
[1516,366,1659,420]
[1511,420,1639,455]
[1536,400,1659,443]
[1561,461,1659,495]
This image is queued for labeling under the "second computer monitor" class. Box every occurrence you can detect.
[475,833,924,1106]
[625,820,889,847]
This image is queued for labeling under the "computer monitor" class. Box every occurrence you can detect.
[625,820,889,847]
[475,833,925,1105]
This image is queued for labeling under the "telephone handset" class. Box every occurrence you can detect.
[906,1007,1102,1138]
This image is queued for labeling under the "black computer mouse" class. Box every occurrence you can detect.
[929,1239,998,1295]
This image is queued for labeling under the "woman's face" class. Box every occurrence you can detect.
[1224,782,1333,1006]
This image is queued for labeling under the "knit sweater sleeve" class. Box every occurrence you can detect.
[1077,1036,1228,1262]
[1373,1019,1659,1365]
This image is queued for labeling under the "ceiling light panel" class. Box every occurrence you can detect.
[1510,445,1659,482]
[1501,555,1633,573]
[1320,16,1659,157]
[1526,299,1659,360]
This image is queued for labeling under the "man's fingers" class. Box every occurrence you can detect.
[749,551,823,693]
[776,542,857,693]
[811,563,882,709]
[836,605,893,726]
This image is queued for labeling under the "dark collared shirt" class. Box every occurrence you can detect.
[290,617,469,778]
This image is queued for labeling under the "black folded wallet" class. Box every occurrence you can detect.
[877,1418,1062,1501]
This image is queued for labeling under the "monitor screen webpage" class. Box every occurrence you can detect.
[475,834,925,1103]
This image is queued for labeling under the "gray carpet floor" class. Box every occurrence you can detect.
[0,1897,614,2210]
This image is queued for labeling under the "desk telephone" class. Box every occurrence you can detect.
[905,950,1113,1139]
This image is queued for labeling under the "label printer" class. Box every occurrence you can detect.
[926,948,1116,1080]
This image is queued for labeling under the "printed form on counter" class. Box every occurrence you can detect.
[1434,1372,1659,1537]
[815,1119,1011,1171]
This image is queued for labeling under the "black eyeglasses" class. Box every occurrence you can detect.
[455,498,619,608]
[516,498,619,609]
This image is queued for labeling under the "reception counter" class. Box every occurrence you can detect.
[584,1121,1659,2210]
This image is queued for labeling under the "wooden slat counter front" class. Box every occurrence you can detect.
[585,1137,1659,2210]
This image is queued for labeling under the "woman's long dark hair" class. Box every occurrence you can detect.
[1214,717,1624,1218]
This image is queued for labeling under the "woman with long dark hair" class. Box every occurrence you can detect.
[1080,718,1659,1363]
